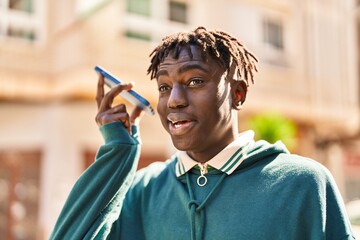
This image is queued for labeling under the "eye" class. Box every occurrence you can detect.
[158,84,170,92]
[188,78,204,87]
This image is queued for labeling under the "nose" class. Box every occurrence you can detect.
[167,84,188,109]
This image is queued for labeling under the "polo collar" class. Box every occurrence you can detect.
[175,130,255,177]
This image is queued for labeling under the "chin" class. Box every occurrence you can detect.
[171,137,192,151]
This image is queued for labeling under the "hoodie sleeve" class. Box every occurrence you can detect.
[50,122,141,240]
[324,168,355,239]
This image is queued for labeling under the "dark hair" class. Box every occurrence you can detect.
[147,26,258,87]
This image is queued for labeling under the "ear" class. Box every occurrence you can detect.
[231,80,247,110]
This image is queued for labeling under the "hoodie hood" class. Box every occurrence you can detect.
[235,140,290,172]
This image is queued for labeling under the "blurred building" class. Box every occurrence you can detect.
[0,0,359,239]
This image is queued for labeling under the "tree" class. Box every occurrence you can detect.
[248,111,297,151]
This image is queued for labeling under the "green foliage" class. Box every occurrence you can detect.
[248,112,297,151]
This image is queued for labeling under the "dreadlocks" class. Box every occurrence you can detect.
[147,26,258,87]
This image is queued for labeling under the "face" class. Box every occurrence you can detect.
[156,45,240,162]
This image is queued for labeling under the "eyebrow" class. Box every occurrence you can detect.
[155,69,169,79]
[156,62,209,79]
[178,62,209,75]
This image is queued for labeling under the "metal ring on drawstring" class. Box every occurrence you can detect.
[197,163,208,187]
[197,175,207,186]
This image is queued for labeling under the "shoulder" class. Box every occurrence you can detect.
[254,153,344,206]
[264,153,334,187]
[276,153,329,174]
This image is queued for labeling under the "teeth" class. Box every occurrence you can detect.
[171,121,182,128]
[169,119,189,127]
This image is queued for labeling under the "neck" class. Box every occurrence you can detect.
[187,111,239,163]
[187,128,238,163]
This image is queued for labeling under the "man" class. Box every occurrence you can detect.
[50,27,355,239]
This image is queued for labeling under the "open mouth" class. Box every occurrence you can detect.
[167,118,195,135]
[166,113,195,135]
[170,120,191,129]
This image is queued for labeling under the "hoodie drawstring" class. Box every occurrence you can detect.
[186,172,227,240]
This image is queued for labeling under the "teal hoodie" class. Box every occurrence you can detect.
[50,122,355,240]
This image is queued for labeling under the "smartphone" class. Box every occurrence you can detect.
[95,65,155,116]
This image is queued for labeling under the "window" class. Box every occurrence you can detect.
[0,0,39,42]
[7,25,36,40]
[124,0,152,41]
[125,30,151,41]
[0,150,41,240]
[169,1,187,23]
[127,0,151,17]
[123,0,189,42]
[9,0,33,13]
[263,18,284,50]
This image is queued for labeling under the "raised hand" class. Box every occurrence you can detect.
[95,74,144,134]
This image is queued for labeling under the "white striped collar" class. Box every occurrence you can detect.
[175,130,255,177]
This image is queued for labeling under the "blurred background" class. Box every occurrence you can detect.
[0,0,359,239]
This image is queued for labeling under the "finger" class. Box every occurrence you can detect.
[95,111,131,130]
[98,82,133,113]
[95,103,127,125]
[96,74,105,109]
[108,103,127,114]
[95,103,132,134]
[130,106,145,126]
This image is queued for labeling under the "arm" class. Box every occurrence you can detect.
[50,73,145,240]
[324,169,355,239]
[50,122,141,240]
